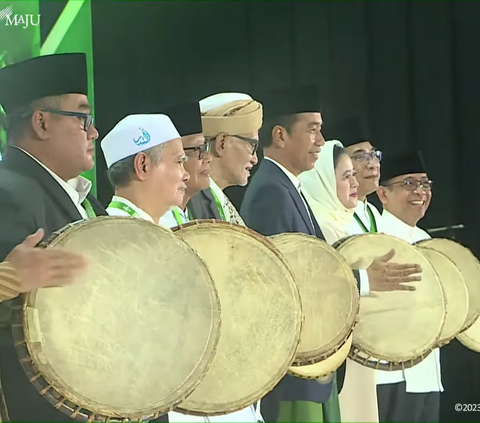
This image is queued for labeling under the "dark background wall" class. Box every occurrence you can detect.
[89,2,480,420]
[91,1,479,239]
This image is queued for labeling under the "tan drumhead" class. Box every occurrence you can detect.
[416,238,480,330]
[334,233,445,368]
[269,233,358,365]
[288,334,353,379]
[172,220,302,416]
[18,217,221,420]
[416,246,469,345]
[457,316,480,352]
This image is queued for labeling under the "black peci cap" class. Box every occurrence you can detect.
[163,101,202,137]
[258,85,322,121]
[322,116,369,147]
[0,53,88,114]
[380,150,428,183]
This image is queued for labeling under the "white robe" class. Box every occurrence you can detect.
[375,210,443,394]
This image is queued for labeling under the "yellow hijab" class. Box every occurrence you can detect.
[299,140,355,244]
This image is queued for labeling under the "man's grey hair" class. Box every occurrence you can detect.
[106,143,166,188]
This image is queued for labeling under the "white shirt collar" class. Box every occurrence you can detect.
[380,209,430,243]
[67,176,92,205]
[355,199,369,214]
[108,195,156,223]
[159,206,190,229]
[351,200,370,228]
[13,146,92,207]
[177,207,189,221]
[353,199,372,225]
[209,177,226,207]
[264,157,301,191]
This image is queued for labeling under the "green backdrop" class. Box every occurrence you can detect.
[0,0,97,196]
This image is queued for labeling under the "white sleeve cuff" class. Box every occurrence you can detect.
[358,269,370,296]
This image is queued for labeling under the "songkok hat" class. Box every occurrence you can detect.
[101,114,180,169]
[0,53,88,114]
[258,85,322,121]
[322,117,369,147]
[199,92,263,137]
[163,101,202,137]
[380,150,428,184]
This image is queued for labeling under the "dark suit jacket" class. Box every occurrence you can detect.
[241,159,348,422]
[0,147,110,422]
[187,188,222,220]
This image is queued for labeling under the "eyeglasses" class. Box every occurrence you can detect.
[351,150,382,163]
[20,108,94,132]
[386,178,433,192]
[184,141,211,160]
[232,135,259,155]
[41,109,94,132]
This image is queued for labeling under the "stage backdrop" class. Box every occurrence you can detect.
[0,0,41,160]
[90,0,466,234]
[0,0,97,195]
[90,4,480,422]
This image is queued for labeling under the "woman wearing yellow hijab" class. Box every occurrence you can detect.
[299,140,379,423]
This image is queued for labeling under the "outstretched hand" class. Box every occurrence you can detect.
[367,249,421,293]
[5,229,88,293]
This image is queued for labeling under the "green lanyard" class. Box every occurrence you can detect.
[171,207,192,226]
[353,205,377,233]
[108,200,142,218]
[209,188,226,221]
[82,198,96,219]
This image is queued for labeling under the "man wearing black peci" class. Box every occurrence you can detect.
[241,85,344,423]
[0,53,107,421]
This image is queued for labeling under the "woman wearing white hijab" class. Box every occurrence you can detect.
[299,140,379,423]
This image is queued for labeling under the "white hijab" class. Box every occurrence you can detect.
[299,140,355,244]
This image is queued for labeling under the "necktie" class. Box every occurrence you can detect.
[299,190,316,232]
[225,196,245,226]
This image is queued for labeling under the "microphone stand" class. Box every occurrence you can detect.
[427,224,465,241]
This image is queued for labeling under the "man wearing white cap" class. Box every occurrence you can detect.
[101,114,189,222]
[187,92,262,224]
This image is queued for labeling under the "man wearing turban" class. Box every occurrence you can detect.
[187,92,262,225]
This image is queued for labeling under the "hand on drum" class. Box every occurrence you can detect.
[6,228,88,292]
[366,248,422,292]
